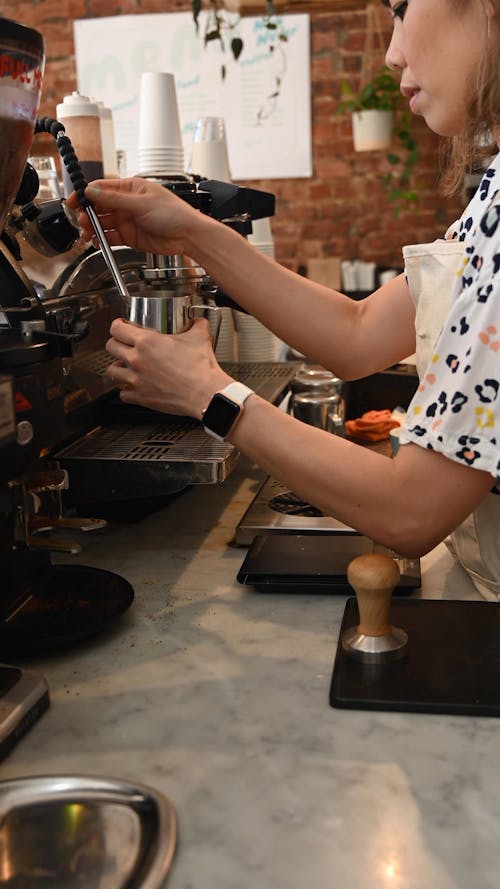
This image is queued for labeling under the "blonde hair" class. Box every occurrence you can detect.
[380,0,500,193]
[442,0,500,194]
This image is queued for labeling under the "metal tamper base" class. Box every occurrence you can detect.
[341,552,408,664]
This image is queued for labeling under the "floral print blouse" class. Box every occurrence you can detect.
[400,152,500,491]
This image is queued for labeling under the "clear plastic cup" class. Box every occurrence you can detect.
[188,116,231,182]
[29,156,62,201]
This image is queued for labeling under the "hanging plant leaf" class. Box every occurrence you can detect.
[192,0,202,32]
[191,0,288,120]
[231,37,243,60]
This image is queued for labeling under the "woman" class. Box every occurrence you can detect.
[69,0,499,597]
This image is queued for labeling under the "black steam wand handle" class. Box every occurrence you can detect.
[35,117,130,300]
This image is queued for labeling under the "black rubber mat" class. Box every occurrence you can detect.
[330,597,500,716]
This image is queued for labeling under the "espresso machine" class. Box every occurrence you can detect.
[0,16,300,756]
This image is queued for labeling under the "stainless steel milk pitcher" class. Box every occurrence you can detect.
[289,366,345,435]
[126,253,221,348]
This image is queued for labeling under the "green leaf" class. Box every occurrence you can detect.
[192,0,202,31]
[205,29,221,42]
[231,36,243,60]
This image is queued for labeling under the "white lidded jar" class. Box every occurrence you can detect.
[93,99,118,177]
[56,91,104,196]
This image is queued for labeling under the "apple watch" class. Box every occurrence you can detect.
[202,382,254,442]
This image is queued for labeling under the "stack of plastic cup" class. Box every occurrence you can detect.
[137,72,184,176]
[188,116,232,182]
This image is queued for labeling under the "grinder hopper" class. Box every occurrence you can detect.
[0,17,45,233]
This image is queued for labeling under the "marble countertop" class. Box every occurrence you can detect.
[3,461,499,889]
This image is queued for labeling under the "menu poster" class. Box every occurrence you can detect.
[73,11,311,180]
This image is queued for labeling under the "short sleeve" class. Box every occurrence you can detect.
[399,156,500,488]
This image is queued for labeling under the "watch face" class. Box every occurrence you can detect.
[202,393,241,437]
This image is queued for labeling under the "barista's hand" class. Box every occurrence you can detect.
[105,316,233,418]
[67,177,203,256]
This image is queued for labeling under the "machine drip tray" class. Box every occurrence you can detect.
[1,565,134,656]
[330,597,500,717]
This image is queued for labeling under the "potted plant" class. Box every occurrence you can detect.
[336,66,420,215]
[336,67,401,151]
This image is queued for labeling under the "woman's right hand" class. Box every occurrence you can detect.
[66,176,204,256]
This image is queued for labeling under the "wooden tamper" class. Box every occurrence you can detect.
[342,553,408,663]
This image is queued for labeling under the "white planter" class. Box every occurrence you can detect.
[351,109,394,151]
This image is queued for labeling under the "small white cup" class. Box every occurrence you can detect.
[390,426,401,456]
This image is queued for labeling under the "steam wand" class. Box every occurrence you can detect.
[82,204,130,299]
[35,117,130,300]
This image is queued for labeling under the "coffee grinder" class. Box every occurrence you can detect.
[0,16,135,759]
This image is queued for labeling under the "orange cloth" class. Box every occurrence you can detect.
[345,410,401,442]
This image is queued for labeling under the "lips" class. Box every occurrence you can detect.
[409,90,421,113]
[401,85,421,112]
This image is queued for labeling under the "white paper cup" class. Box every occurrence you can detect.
[138,72,183,153]
[137,144,185,176]
[248,217,275,259]
[213,307,237,361]
[234,313,282,361]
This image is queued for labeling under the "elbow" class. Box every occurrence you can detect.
[373,511,447,559]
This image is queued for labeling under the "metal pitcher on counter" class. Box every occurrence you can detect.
[289,367,345,435]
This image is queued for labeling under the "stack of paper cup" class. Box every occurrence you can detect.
[234,312,283,362]
[236,217,284,360]
[137,72,184,176]
[248,216,275,259]
[212,307,237,362]
[188,116,232,182]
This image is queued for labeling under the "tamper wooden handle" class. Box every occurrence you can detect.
[347,553,401,637]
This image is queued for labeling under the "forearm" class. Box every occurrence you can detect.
[186,215,413,379]
[225,394,492,557]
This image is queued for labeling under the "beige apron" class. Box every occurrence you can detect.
[403,242,500,600]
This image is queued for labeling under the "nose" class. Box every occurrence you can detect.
[385,29,405,72]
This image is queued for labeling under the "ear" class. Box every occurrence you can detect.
[482,0,495,21]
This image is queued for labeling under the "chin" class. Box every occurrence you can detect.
[431,106,469,138]
[423,116,465,138]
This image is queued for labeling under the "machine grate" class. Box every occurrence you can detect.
[57,421,230,463]
[74,349,114,376]
[268,490,323,517]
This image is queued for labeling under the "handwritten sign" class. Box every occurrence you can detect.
[73,11,311,180]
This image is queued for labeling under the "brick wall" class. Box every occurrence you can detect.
[6,1,463,271]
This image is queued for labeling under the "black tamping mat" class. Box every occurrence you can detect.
[330,597,500,717]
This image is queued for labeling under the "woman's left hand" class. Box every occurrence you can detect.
[105,317,233,418]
